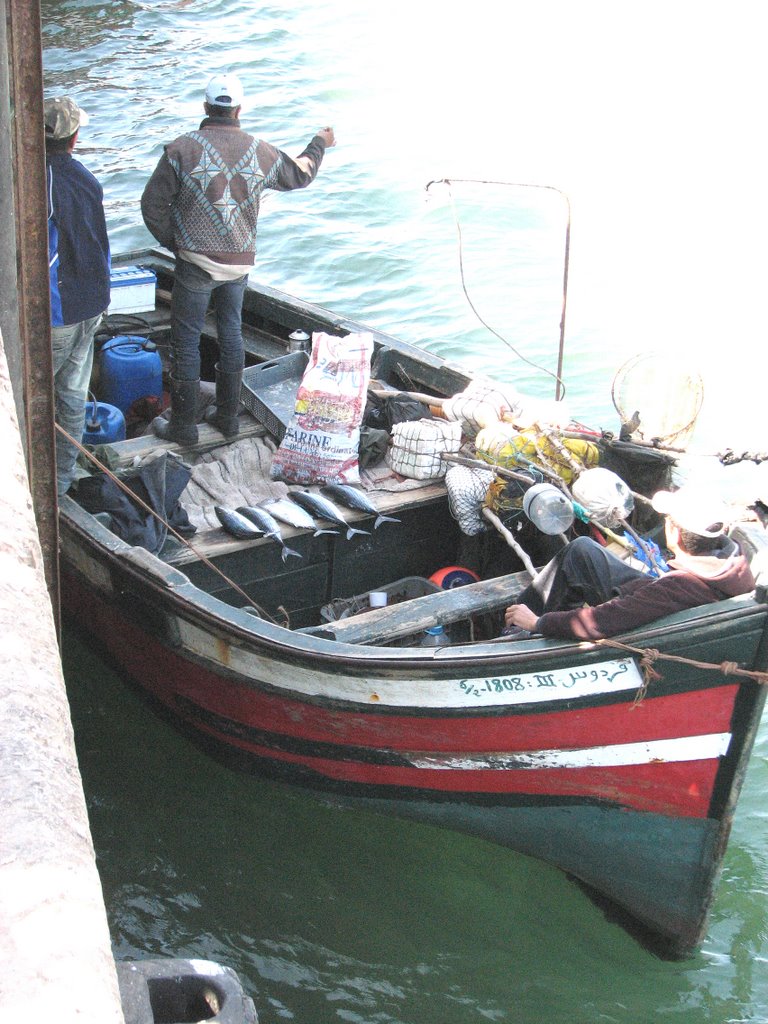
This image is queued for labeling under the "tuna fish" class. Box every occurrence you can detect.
[288,489,370,540]
[320,483,400,529]
[262,497,338,537]
[236,505,301,562]
[215,506,264,540]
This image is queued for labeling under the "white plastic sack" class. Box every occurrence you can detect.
[571,467,635,528]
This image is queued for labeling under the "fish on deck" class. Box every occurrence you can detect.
[321,483,400,529]
[288,490,370,541]
[236,505,301,562]
[263,497,338,537]
[215,506,263,540]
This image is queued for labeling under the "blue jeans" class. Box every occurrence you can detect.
[170,258,248,381]
[51,312,102,494]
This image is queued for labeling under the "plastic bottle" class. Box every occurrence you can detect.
[420,624,448,647]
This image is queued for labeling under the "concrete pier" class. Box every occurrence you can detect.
[0,330,125,1022]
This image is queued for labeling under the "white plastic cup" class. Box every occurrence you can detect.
[369,591,388,608]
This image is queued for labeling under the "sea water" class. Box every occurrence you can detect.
[45,2,768,1021]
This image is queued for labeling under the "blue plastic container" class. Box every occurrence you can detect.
[82,401,126,445]
[98,335,162,414]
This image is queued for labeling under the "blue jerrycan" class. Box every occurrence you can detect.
[98,335,162,414]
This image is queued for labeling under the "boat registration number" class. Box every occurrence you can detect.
[457,657,643,704]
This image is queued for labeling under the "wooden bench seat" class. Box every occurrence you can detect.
[299,570,530,645]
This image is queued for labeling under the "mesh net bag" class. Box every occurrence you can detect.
[386,419,462,480]
[445,464,495,535]
[441,380,523,436]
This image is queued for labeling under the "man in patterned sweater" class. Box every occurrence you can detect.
[141,72,335,444]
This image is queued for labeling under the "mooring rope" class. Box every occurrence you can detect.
[55,424,280,624]
[590,636,768,706]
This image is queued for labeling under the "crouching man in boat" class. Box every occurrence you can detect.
[503,487,755,640]
[140,72,335,445]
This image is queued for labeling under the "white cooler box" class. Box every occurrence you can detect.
[108,266,157,315]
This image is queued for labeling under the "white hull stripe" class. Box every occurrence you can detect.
[178,616,646,708]
[407,732,733,771]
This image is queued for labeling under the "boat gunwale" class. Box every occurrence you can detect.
[60,492,768,675]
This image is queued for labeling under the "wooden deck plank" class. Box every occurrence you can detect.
[299,570,530,645]
[107,416,268,467]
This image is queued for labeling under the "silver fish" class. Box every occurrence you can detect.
[321,483,400,529]
[215,506,263,540]
[262,497,338,537]
[288,489,370,540]
[236,505,301,562]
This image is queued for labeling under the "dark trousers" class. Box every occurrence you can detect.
[518,536,646,615]
[170,257,248,381]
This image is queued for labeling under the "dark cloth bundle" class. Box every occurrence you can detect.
[363,392,431,432]
[75,450,196,554]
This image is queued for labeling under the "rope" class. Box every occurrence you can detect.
[426,178,567,399]
[591,636,768,706]
[719,448,768,466]
[56,424,280,625]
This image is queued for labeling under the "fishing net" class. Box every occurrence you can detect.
[484,474,539,524]
[611,352,704,446]
[475,426,600,485]
[440,379,524,436]
[445,464,495,535]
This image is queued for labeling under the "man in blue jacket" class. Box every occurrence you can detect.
[45,96,111,495]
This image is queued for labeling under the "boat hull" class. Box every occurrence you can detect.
[60,499,768,958]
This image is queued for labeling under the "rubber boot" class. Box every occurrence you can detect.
[152,376,200,445]
[204,364,243,438]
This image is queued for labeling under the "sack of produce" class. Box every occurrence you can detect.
[270,332,373,485]
[571,467,635,527]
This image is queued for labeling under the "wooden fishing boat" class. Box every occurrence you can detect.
[59,248,768,959]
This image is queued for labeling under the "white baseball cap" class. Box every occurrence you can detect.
[652,488,729,538]
[205,73,244,109]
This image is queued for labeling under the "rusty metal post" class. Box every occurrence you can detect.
[0,3,21,396]
[4,0,60,627]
